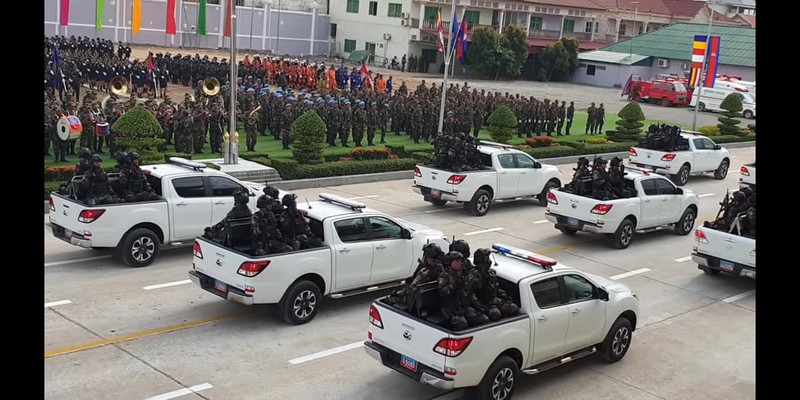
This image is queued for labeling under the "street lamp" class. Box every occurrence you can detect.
[629,1,639,58]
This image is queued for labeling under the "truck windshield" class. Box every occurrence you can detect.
[673,83,687,92]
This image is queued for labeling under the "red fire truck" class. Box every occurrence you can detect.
[630,76,691,107]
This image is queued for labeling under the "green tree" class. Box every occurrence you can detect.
[716,93,744,135]
[467,28,504,78]
[537,42,570,81]
[486,105,517,143]
[501,25,529,78]
[559,37,580,73]
[290,110,327,164]
[615,102,646,136]
[111,106,165,164]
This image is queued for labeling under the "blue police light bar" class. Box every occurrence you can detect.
[169,157,207,170]
[318,193,367,210]
[492,243,557,268]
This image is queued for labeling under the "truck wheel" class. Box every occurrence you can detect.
[673,165,690,186]
[559,226,578,236]
[610,219,635,249]
[660,97,670,107]
[119,228,160,268]
[468,355,518,400]
[700,265,720,276]
[714,160,729,180]
[537,180,559,207]
[469,189,492,217]
[278,280,322,325]
[674,208,696,236]
[428,199,447,207]
[599,317,633,363]
[698,102,706,112]
[743,110,754,119]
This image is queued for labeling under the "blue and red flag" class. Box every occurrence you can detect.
[703,36,721,88]
[456,14,468,62]
[621,74,633,97]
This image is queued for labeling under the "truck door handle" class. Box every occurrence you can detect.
[537,315,547,321]
[571,308,581,314]
[643,199,650,203]
[339,248,350,253]
[724,238,735,243]
[176,202,188,206]
[520,172,527,175]
[501,172,507,175]
[662,198,669,202]
[214,201,226,205]
[375,245,386,250]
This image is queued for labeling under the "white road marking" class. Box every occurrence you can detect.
[463,227,504,236]
[45,300,72,308]
[697,193,716,198]
[347,195,380,200]
[674,256,693,262]
[288,341,364,365]
[143,383,213,400]
[44,256,111,267]
[610,268,651,280]
[143,280,193,291]
[729,170,740,174]
[723,290,755,303]
[423,208,454,213]
[731,155,738,158]
[533,220,549,224]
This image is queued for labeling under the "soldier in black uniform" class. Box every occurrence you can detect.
[251,195,294,255]
[566,157,591,196]
[438,251,469,330]
[279,194,322,250]
[204,190,253,242]
[118,152,160,202]
[386,242,445,307]
[472,248,519,318]
[263,185,284,214]
[79,154,119,205]
[590,157,609,200]
[607,156,628,199]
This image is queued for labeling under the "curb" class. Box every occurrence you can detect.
[44,141,754,213]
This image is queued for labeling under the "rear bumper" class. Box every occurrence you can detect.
[413,185,463,203]
[364,340,455,391]
[692,253,756,279]
[47,222,93,249]
[630,162,673,175]
[545,212,606,234]
[189,270,255,305]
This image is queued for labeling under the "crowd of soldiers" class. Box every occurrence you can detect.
[59,148,160,206]
[563,156,631,200]
[203,189,323,255]
[386,240,519,330]
[704,187,755,238]
[639,124,690,152]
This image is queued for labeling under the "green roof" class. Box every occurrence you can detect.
[600,22,755,68]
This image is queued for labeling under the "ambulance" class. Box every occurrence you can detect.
[689,85,756,119]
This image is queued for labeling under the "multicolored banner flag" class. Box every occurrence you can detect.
[197,0,207,35]
[437,9,444,53]
[703,36,721,88]
[132,0,142,34]
[689,35,706,87]
[60,0,70,26]
[166,0,177,35]
[96,0,105,31]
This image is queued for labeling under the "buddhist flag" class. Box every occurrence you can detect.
[166,0,177,35]
[132,0,142,34]
[197,0,207,35]
[437,9,445,53]
[96,0,105,31]
[60,0,70,26]
[703,36,721,88]
[689,35,706,87]
[224,0,233,38]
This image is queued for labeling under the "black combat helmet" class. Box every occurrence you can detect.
[80,147,92,159]
[732,191,746,203]
[422,243,445,260]
[257,195,273,209]
[233,190,250,206]
[115,152,128,164]
[594,157,607,167]
[282,193,297,208]
[576,156,589,168]
[449,239,470,258]
[473,248,492,266]
[128,151,140,161]
[91,154,102,163]
[610,156,623,167]
[263,185,280,198]
[445,251,464,263]
[739,186,753,199]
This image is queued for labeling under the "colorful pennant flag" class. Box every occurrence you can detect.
[132,0,142,34]
[60,0,70,27]
[197,0,207,35]
[689,35,707,87]
[166,0,177,35]
[437,9,444,53]
[703,36,721,88]
[96,0,105,31]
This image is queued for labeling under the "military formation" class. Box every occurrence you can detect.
[639,124,690,152]
[704,187,756,238]
[563,156,631,200]
[59,149,159,206]
[203,189,323,255]
[386,240,519,331]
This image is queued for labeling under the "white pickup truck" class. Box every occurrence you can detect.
[47,158,273,267]
[545,169,699,249]
[365,244,640,399]
[413,141,563,216]
[188,193,449,325]
[692,225,755,279]
[739,162,755,191]
[628,133,731,186]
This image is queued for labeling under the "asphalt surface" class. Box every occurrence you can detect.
[45,146,755,400]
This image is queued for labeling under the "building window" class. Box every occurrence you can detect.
[584,21,593,33]
[618,24,626,36]
[388,3,402,18]
[530,16,543,31]
[464,10,480,25]
[638,25,644,35]
[346,0,359,14]
[369,1,377,16]
[563,19,575,32]
[587,65,596,76]
[344,39,356,53]
[580,10,586,16]
[424,6,438,20]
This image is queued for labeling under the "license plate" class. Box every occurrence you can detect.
[430,189,440,198]
[400,354,418,373]
[214,280,228,293]
[719,260,735,271]
[567,218,581,228]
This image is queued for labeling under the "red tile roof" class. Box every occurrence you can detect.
[711,10,742,24]
[522,0,607,10]
[588,0,710,18]
[734,13,756,27]
[527,37,612,51]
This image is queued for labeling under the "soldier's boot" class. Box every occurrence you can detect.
[367,131,375,146]
[380,131,387,144]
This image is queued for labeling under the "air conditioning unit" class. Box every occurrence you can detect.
[679,62,689,70]
[402,12,410,19]
[657,58,669,68]
[410,34,418,41]
[401,19,407,26]
[383,33,392,40]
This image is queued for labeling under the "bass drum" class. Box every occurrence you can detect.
[57,115,83,141]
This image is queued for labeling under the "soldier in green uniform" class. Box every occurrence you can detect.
[352,101,367,147]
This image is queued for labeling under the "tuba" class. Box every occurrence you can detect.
[202,77,221,96]
[110,76,129,96]
[248,105,261,118]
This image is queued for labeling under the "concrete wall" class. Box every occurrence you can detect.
[330,0,413,63]
[44,0,330,56]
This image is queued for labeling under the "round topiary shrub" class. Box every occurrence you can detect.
[291,110,327,165]
[487,105,517,144]
[111,105,165,164]
[585,136,608,144]
[615,102,646,136]
[717,93,743,136]
[697,125,720,136]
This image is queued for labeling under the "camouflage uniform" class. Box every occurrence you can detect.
[352,103,367,147]
[366,103,379,146]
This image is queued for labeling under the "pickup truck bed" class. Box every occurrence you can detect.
[692,226,755,279]
[628,133,730,186]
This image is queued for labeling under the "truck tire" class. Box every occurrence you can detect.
[609,219,635,249]
[674,208,696,236]
[559,226,578,236]
[469,189,492,217]
[428,199,447,207]
[660,97,670,107]
[467,355,518,400]
[700,265,720,276]
[743,110,754,119]
[599,317,633,363]
[118,228,160,268]
[698,102,706,112]
[673,164,690,186]
[714,160,729,180]
[278,280,322,325]
[537,180,560,207]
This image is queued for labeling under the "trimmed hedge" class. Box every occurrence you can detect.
[522,146,579,158]
[585,136,608,144]
[584,142,637,154]
[269,157,418,180]
[44,181,62,200]
[710,134,756,144]
[557,141,585,149]
[291,110,327,165]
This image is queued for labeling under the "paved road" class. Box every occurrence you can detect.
[45,146,755,400]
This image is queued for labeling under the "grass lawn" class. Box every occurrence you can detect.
[44,112,680,168]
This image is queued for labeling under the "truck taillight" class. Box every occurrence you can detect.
[695,229,708,244]
[433,337,473,357]
[78,209,105,223]
[193,241,203,259]
[629,148,637,156]
[414,166,422,177]
[237,260,271,277]
[369,304,383,329]
[740,166,750,176]
[447,175,467,184]
[661,153,676,161]
[590,204,613,215]
[547,191,558,204]
[49,196,55,211]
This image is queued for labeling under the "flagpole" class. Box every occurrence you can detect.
[691,0,715,131]
[228,13,239,164]
[437,0,457,136]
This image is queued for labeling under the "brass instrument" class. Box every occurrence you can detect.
[202,77,221,96]
[100,95,112,110]
[248,105,261,118]
[110,76,129,96]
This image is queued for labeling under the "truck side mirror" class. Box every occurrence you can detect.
[714,145,721,150]
[597,287,609,301]
[401,228,412,239]
[533,161,542,169]
[675,188,683,195]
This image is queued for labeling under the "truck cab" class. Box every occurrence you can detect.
[632,78,690,107]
